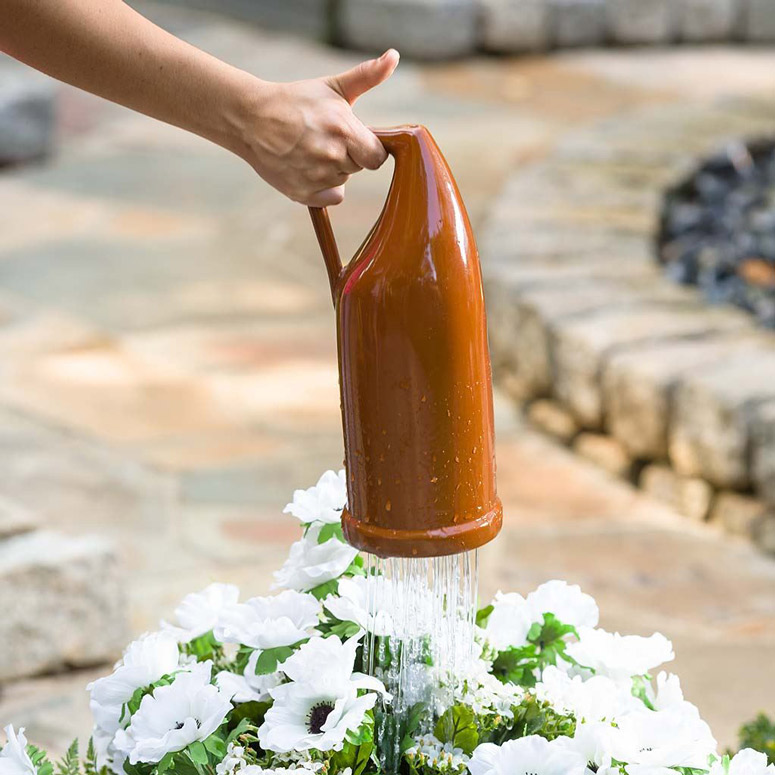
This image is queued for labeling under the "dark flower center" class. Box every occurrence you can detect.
[307,701,335,734]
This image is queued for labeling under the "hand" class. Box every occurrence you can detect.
[239,49,400,207]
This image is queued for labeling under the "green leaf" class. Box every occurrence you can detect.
[228,701,271,731]
[434,705,479,755]
[738,713,775,764]
[202,734,226,759]
[156,752,175,775]
[309,579,340,600]
[475,604,494,628]
[187,741,208,766]
[54,739,80,775]
[317,523,346,544]
[254,642,305,674]
[328,620,362,639]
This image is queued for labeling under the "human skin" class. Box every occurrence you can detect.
[0,0,400,206]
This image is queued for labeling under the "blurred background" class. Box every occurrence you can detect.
[1,0,775,759]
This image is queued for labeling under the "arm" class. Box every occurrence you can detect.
[0,0,399,206]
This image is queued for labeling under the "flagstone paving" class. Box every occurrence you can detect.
[1,2,775,758]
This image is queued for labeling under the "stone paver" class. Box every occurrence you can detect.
[0,4,774,759]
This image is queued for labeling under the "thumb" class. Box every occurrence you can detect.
[328,49,400,105]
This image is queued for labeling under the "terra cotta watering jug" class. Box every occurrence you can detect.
[309,125,502,558]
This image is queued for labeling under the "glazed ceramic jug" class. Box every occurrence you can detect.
[309,125,502,558]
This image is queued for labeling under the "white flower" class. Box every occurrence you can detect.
[258,636,387,753]
[483,592,532,651]
[566,628,675,683]
[555,721,618,769]
[216,742,248,775]
[711,749,775,775]
[0,726,37,775]
[215,590,321,649]
[238,766,323,775]
[456,660,524,718]
[645,672,701,717]
[283,470,347,525]
[526,581,599,629]
[323,576,391,635]
[88,631,183,736]
[484,581,598,653]
[113,661,231,764]
[405,734,469,773]
[536,665,639,722]
[163,583,240,642]
[611,707,717,772]
[468,736,587,775]
[216,654,283,704]
[273,524,358,592]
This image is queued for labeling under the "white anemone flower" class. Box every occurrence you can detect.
[555,721,618,770]
[645,672,701,717]
[565,628,675,683]
[163,583,240,642]
[283,470,347,525]
[215,590,321,649]
[258,636,387,753]
[0,726,37,775]
[113,661,231,765]
[611,707,717,772]
[711,749,775,775]
[536,665,639,722]
[273,524,358,592]
[216,651,283,703]
[323,576,392,635]
[88,630,183,736]
[468,736,587,775]
[483,592,532,651]
[526,580,599,629]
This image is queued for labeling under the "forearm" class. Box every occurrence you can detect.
[0,0,256,158]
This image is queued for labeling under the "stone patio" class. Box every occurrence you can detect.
[0,2,774,757]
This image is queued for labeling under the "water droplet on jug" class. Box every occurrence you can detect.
[385,500,392,512]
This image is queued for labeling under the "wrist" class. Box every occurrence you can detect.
[216,68,272,163]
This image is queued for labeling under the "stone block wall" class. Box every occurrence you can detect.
[152,0,775,59]
[481,98,775,554]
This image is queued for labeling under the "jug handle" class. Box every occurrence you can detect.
[308,128,404,306]
[308,206,343,305]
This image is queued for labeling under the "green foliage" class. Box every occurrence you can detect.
[181,631,225,667]
[331,740,375,775]
[494,693,576,745]
[400,703,428,755]
[28,744,54,775]
[491,613,581,688]
[253,640,308,675]
[475,604,494,628]
[55,739,81,775]
[83,738,109,775]
[317,523,346,544]
[309,579,340,600]
[738,713,775,764]
[434,705,479,756]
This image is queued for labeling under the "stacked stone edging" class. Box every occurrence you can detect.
[151,0,775,60]
[481,97,775,554]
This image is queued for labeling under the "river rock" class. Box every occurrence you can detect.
[0,531,127,682]
[0,68,56,165]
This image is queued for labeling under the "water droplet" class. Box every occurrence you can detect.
[385,500,391,512]
[430,476,438,483]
